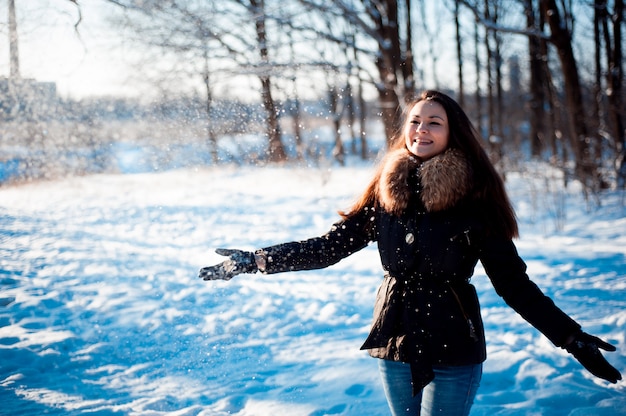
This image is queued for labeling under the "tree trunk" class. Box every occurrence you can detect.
[543,59,566,166]
[494,18,504,140]
[536,9,565,165]
[474,19,482,134]
[202,49,218,165]
[329,85,345,166]
[526,0,545,157]
[357,81,369,160]
[455,1,465,107]
[403,0,415,101]
[251,0,287,163]
[593,0,604,146]
[604,0,625,187]
[364,0,414,146]
[291,81,304,161]
[350,33,369,159]
[289,33,304,161]
[540,0,599,189]
[492,2,504,166]
[344,70,358,155]
[366,0,401,145]
[8,0,20,79]
[483,0,498,161]
[371,47,399,143]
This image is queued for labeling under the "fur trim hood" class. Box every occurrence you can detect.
[378,148,473,215]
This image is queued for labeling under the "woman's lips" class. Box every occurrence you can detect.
[413,138,433,144]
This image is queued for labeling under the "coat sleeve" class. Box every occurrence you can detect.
[259,208,376,274]
[479,237,581,347]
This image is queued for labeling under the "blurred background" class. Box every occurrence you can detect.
[0,0,624,198]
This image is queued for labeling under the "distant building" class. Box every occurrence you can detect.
[0,77,57,120]
[1,0,58,121]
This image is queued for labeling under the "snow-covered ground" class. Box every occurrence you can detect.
[1,161,625,415]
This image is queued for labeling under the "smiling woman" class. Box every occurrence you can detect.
[403,99,450,160]
[198,90,623,416]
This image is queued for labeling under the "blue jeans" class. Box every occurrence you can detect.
[378,359,482,416]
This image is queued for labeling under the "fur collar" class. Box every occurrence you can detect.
[378,148,472,215]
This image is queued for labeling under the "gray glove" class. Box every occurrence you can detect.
[565,331,622,383]
[198,248,257,281]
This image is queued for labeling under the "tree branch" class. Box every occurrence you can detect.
[458,0,551,41]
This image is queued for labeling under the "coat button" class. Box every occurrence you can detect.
[405,232,415,244]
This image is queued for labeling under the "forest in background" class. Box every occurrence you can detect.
[0,0,624,199]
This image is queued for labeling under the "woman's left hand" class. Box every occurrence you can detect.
[565,331,622,383]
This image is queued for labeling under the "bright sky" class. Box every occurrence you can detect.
[0,0,508,103]
[0,0,335,102]
[0,0,138,99]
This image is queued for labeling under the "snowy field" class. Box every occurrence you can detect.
[0,161,625,415]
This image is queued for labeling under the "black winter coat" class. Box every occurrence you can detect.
[258,149,581,392]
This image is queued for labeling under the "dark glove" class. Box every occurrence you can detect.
[198,248,257,281]
[565,331,622,383]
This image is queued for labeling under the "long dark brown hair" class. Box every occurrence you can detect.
[341,89,519,239]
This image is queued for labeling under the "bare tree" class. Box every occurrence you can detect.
[473,17,483,134]
[65,0,622,191]
[343,31,370,160]
[98,0,288,163]
[8,0,20,78]
[596,0,625,187]
[363,0,410,144]
[454,1,465,107]
[492,3,504,142]
[322,0,415,145]
[349,33,370,160]
[287,30,304,162]
[526,0,545,157]
[460,0,609,190]
[539,0,601,190]
[481,0,504,167]
[245,0,287,162]
[328,83,346,165]
[202,47,219,165]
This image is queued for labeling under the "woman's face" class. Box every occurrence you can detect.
[404,100,449,160]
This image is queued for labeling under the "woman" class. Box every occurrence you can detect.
[198,90,621,415]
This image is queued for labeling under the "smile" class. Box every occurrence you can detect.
[413,138,433,145]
